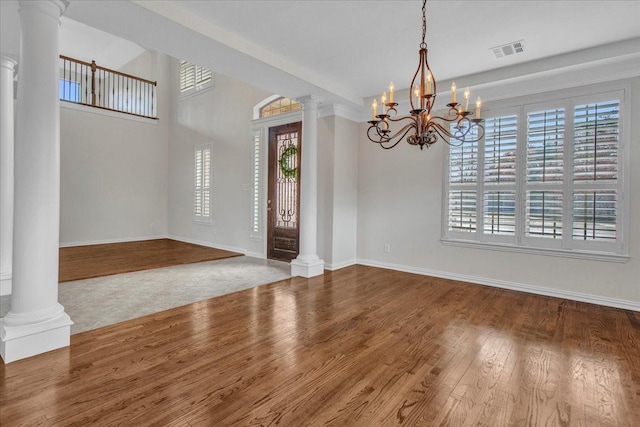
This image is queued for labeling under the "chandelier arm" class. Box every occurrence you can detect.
[454,117,485,142]
[367,121,417,147]
[429,119,483,145]
[432,110,462,123]
[368,122,390,141]
[379,125,416,149]
[385,114,417,124]
[430,124,464,147]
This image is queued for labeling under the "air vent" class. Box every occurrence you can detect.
[490,40,524,58]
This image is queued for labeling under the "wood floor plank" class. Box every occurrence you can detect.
[58,238,242,282]
[2,265,639,426]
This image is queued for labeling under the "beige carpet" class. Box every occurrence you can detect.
[1,256,291,334]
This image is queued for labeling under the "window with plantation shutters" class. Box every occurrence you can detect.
[572,100,620,243]
[180,61,213,97]
[483,115,517,235]
[443,87,628,261]
[250,130,262,238]
[447,133,477,233]
[194,144,212,223]
[525,107,565,239]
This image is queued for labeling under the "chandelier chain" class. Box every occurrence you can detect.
[421,0,427,48]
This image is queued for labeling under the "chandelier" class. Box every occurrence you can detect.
[367,0,484,150]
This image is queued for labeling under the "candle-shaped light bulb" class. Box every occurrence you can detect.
[475,97,482,119]
[372,98,378,119]
[389,82,395,103]
[414,86,420,108]
[451,82,457,104]
[381,91,387,106]
[464,87,470,111]
[427,72,433,95]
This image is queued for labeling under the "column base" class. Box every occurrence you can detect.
[1,308,73,363]
[291,256,325,278]
[0,269,11,296]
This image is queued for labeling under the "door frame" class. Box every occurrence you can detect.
[267,121,302,261]
[250,110,303,259]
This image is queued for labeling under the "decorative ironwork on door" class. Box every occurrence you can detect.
[267,122,301,261]
[276,132,299,229]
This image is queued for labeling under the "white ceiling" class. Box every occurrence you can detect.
[170,0,640,97]
[2,0,640,109]
[59,17,145,71]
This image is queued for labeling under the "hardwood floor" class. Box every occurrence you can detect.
[2,265,638,426]
[59,238,242,282]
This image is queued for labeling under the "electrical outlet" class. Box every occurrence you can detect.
[384,244,391,253]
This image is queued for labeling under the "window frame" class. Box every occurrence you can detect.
[442,83,630,262]
[179,60,214,100]
[250,128,263,239]
[194,143,213,224]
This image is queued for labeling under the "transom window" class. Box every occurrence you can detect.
[444,87,627,261]
[260,97,301,118]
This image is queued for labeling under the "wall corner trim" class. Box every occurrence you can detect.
[325,259,357,271]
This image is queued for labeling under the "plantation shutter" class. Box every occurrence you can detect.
[448,130,478,233]
[252,131,261,234]
[180,61,196,93]
[194,145,212,221]
[195,66,213,87]
[573,100,619,182]
[483,115,517,235]
[572,100,620,242]
[180,61,213,95]
[527,108,565,183]
[525,108,565,238]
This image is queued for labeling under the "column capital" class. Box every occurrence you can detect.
[18,0,69,19]
[0,55,18,71]
[297,95,324,108]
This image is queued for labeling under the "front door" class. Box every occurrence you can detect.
[267,122,302,261]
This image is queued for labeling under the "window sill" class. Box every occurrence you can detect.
[193,219,212,225]
[441,238,629,263]
[179,84,214,102]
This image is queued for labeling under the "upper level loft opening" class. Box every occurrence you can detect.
[59,55,158,120]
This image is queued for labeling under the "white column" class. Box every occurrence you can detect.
[291,96,325,278]
[1,0,72,364]
[1,55,17,297]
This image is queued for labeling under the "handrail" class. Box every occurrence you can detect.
[59,55,158,119]
[59,55,157,86]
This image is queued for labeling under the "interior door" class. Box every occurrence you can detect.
[267,122,302,261]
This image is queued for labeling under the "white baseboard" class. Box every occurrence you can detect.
[325,259,357,271]
[166,235,247,256]
[245,251,266,259]
[356,258,640,312]
[59,235,168,248]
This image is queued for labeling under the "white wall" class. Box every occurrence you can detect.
[317,116,334,264]
[357,74,640,309]
[316,114,359,269]
[60,51,170,245]
[168,60,271,254]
